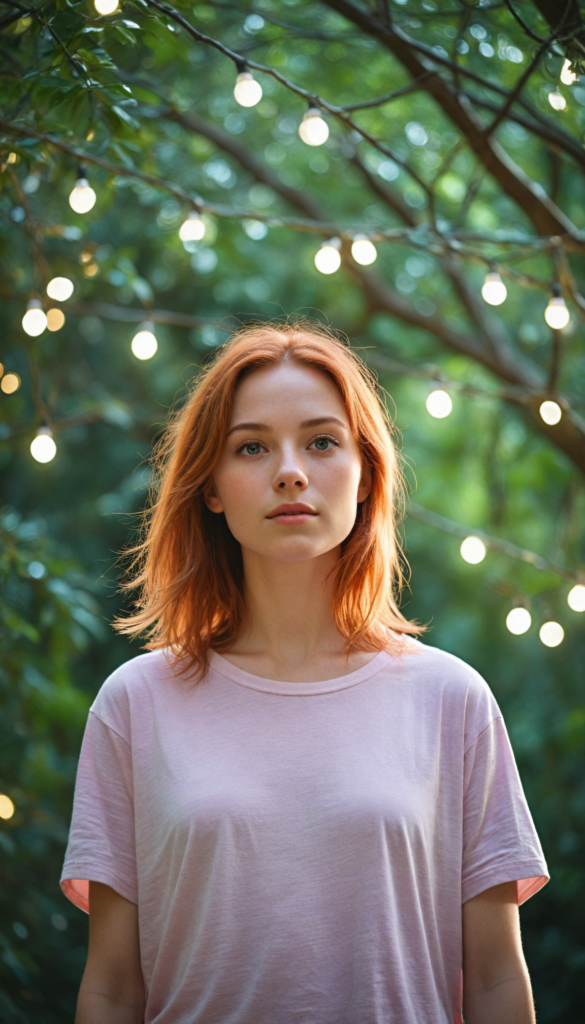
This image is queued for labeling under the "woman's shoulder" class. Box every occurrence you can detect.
[398,637,502,733]
[89,649,176,735]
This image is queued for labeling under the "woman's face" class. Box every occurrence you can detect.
[205,360,371,564]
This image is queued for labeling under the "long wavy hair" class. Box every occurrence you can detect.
[113,320,426,676]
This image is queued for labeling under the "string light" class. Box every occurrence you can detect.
[234,68,262,107]
[506,607,531,635]
[481,271,507,306]
[539,400,562,425]
[1,373,21,394]
[426,389,452,418]
[561,59,577,85]
[94,0,119,13]
[47,308,66,332]
[179,211,206,242]
[299,107,329,146]
[131,321,158,360]
[0,794,14,820]
[46,276,74,302]
[460,536,486,564]
[539,620,564,647]
[568,584,585,612]
[351,235,377,266]
[544,287,570,329]
[548,90,567,111]
[314,238,341,274]
[22,299,47,337]
[30,426,57,463]
[69,166,96,214]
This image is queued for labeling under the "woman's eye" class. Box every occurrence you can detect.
[312,436,337,451]
[241,442,263,456]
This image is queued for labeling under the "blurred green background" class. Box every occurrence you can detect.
[1,0,584,1019]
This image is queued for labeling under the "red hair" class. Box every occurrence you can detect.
[113,320,426,675]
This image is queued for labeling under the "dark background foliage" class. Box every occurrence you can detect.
[1,0,584,1020]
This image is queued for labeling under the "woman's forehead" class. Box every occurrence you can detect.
[231,361,347,421]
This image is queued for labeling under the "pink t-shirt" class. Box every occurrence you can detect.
[61,639,548,1024]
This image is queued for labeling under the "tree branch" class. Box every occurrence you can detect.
[322,0,584,241]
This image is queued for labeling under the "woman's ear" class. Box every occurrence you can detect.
[357,459,372,504]
[203,479,224,514]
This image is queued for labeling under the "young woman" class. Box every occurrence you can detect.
[62,322,548,1024]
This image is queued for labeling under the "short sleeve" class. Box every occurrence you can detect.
[60,710,137,913]
[462,714,549,905]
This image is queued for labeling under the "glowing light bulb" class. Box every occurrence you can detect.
[548,90,567,111]
[351,235,377,266]
[481,271,507,306]
[426,389,452,419]
[460,536,486,564]
[179,211,206,242]
[299,108,329,146]
[30,426,57,463]
[1,373,21,394]
[22,299,47,337]
[131,321,158,360]
[506,607,531,635]
[69,177,96,214]
[561,59,577,85]
[234,71,262,107]
[94,0,119,13]
[539,620,564,647]
[314,239,341,274]
[539,400,562,425]
[0,794,15,820]
[568,584,585,612]
[47,308,65,332]
[544,294,570,330]
[46,276,74,302]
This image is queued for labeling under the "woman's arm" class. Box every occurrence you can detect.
[462,880,535,1024]
[75,881,145,1024]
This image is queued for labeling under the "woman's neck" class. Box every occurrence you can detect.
[221,547,379,682]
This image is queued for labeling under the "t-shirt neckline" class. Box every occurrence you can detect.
[208,648,395,696]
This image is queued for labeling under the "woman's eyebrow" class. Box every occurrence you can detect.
[227,416,347,437]
[300,416,347,429]
[226,421,270,437]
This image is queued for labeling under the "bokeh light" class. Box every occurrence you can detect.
[30,427,57,463]
[567,584,585,612]
[47,308,66,332]
[426,389,452,419]
[481,271,507,306]
[460,536,486,564]
[299,108,329,146]
[234,72,262,107]
[314,240,341,274]
[506,607,531,635]
[539,400,562,425]
[69,178,96,214]
[46,277,74,302]
[0,795,15,820]
[1,373,21,394]
[539,621,564,647]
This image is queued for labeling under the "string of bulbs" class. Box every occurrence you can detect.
[6,9,583,645]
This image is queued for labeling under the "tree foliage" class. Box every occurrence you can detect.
[1,0,584,1019]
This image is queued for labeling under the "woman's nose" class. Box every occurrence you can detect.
[273,449,308,491]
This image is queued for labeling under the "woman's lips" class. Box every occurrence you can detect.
[267,503,317,524]
[270,512,317,525]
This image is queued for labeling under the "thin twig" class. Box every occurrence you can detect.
[407,501,583,583]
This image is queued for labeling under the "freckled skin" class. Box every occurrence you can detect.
[205,362,371,565]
